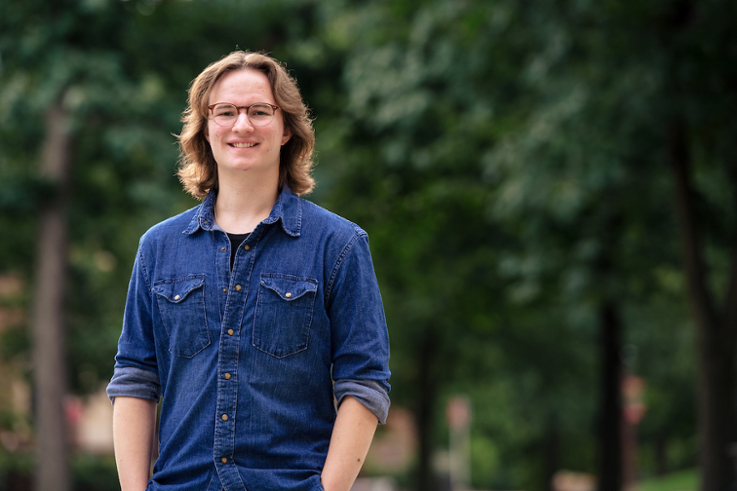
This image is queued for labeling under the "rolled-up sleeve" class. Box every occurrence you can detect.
[106,243,161,404]
[327,231,391,424]
[334,379,390,424]
[107,366,161,402]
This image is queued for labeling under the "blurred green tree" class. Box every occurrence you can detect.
[481,0,737,488]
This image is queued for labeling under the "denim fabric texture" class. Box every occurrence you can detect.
[106,186,391,491]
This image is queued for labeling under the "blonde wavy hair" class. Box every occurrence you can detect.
[176,51,315,199]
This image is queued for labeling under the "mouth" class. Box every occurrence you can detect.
[229,142,258,148]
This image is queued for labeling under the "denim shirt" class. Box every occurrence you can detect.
[106,187,391,491]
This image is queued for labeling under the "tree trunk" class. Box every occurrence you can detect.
[655,435,668,476]
[668,117,736,491]
[415,327,439,491]
[31,102,72,491]
[544,413,560,491]
[598,300,623,491]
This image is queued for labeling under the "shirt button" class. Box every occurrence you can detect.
[174,294,180,300]
[285,292,292,298]
[244,245,250,251]
[221,246,226,252]
[224,373,231,380]
[235,284,242,292]
[227,329,234,336]
[222,288,227,293]
[221,414,228,421]
[221,457,228,464]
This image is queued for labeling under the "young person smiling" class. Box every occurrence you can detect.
[107,51,391,491]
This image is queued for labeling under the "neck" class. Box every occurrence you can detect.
[214,171,280,234]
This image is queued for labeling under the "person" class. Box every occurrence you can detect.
[106,50,391,491]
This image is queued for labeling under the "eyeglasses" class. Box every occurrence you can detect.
[207,102,280,128]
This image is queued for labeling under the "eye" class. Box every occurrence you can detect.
[249,105,274,117]
[213,104,237,117]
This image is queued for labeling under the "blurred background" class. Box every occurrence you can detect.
[1,0,736,490]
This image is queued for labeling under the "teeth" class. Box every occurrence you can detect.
[231,143,256,148]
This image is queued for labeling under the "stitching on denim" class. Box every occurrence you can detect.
[325,227,367,306]
[137,245,152,292]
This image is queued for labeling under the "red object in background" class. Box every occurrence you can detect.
[622,376,646,424]
[446,396,471,430]
[64,396,84,427]
[624,402,647,425]
[622,375,646,491]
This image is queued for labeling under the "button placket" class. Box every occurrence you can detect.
[214,229,256,485]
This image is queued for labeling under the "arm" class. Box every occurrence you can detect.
[321,396,379,491]
[113,396,158,491]
[322,232,390,490]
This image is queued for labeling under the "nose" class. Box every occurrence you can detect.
[231,110,254,132]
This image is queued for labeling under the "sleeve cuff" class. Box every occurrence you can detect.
[334,379,390,424]
[106,366,161,404]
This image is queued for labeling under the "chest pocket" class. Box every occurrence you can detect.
[152,275,211,358]
[253,274,318,359]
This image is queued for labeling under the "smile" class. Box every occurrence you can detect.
[230,143,257,148]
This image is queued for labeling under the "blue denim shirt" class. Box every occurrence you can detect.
[106,187,391,491]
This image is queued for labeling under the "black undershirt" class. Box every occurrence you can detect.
[227,233,250,271]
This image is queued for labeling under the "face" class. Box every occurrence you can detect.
[205,69,291,184]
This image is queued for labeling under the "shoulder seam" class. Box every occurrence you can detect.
[137,243,153,291]
[325,229,366,306]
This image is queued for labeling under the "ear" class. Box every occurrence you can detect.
[281,126,292,146]
[204,124,210,143]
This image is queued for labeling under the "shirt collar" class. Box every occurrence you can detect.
[183,185,302,237]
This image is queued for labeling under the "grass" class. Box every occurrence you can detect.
[639,469,698,491]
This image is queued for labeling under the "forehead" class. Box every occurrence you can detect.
[208,68,275,104]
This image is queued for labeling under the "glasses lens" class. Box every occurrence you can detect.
[211,104,237,127]
[248,104,275,126]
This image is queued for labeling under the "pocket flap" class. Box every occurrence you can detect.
[153,276,205,303]
[260,275,317,301]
